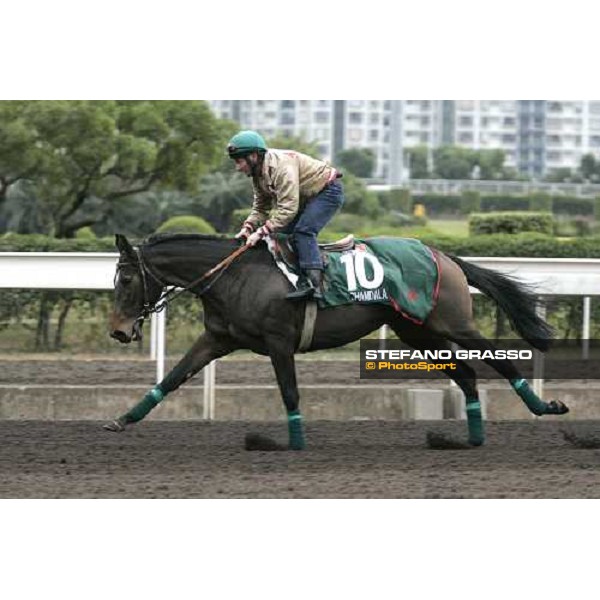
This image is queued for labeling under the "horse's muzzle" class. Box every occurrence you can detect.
[110,329,131,344]
[109,319,143,344]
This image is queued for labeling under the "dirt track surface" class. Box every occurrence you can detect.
[1,420,599,498]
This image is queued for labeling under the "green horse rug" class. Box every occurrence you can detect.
[267,235,440,324]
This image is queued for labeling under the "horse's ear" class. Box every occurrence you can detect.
[115,234,135,259]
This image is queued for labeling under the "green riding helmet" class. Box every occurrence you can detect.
[227,130,268,158]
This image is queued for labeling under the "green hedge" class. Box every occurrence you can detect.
[469,212,554,235]
[0,233,117,252]
[406,192,596,217]
[156,215,215,234]
[4,231,600,258]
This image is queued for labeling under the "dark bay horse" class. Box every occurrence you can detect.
[106,233,568,449]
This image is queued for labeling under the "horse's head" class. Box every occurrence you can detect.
[109,234,163,344]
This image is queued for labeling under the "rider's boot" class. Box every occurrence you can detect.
[286,271,315,301]
[306,269,324,301]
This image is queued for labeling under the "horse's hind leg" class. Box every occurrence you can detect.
[389,321,485,446]
[426,256,567,417]
[445,325,568,417]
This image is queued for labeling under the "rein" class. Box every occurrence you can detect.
[119,242,250,323]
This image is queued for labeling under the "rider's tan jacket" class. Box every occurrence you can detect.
[245,149,338,231]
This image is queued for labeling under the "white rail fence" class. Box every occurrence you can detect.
[2,252,600,402]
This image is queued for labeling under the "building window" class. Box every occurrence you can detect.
[459,116,473,127]
[280,113,295,125]
[369,129,379,141]
[457,100,474,111]
[546,118,561,130]
[589,102,600,114]
[314,111,329,123]
[348,112,363,124]
[280,100,295,109]
[348,128,363,142]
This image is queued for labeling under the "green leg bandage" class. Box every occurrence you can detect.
[287,410,306,451]
[511,378,546,416]
[124,386,164,423]
[466,398,484,446]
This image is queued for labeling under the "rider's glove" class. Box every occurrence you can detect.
[235,221,255,240]
[246,221,273,247]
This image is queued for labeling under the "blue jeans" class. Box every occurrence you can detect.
[279,180,344,270]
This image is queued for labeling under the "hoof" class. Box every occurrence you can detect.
[468,438,484,447]
[103,418,127,432]
[245,433,286,451]
[561,428,600,449]
[427,432,472,450]
[546,400,569,415]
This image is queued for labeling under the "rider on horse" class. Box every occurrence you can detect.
[228,130,345,301]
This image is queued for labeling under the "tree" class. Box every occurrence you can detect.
[433,146,477,179]
[406,146,430,179]
[580,153,600,182]
[0,102,48,205]
[477,149,506,180]
[93,190,197,238]
[336,148,375,178]
[0,101,232,237]
[194,171,252,232]
[338,173,382,219]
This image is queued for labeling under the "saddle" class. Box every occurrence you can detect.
[267,234,355,354]
[269,233,355,272]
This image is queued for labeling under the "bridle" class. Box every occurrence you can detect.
[116,242,251,327]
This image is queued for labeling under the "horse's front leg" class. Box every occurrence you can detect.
[103,331,236,431]
[265,334,305,450]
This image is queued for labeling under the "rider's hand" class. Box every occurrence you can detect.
[235,222,254,240]
[246,223,272,247]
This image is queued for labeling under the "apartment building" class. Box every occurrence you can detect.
[209,100,600,183]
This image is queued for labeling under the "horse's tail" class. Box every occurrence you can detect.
[447,254,554,352]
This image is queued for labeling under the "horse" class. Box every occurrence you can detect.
[105,232,569,450]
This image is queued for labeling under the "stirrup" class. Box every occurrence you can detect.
[286,279,315,301]
[286,287,315,301]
